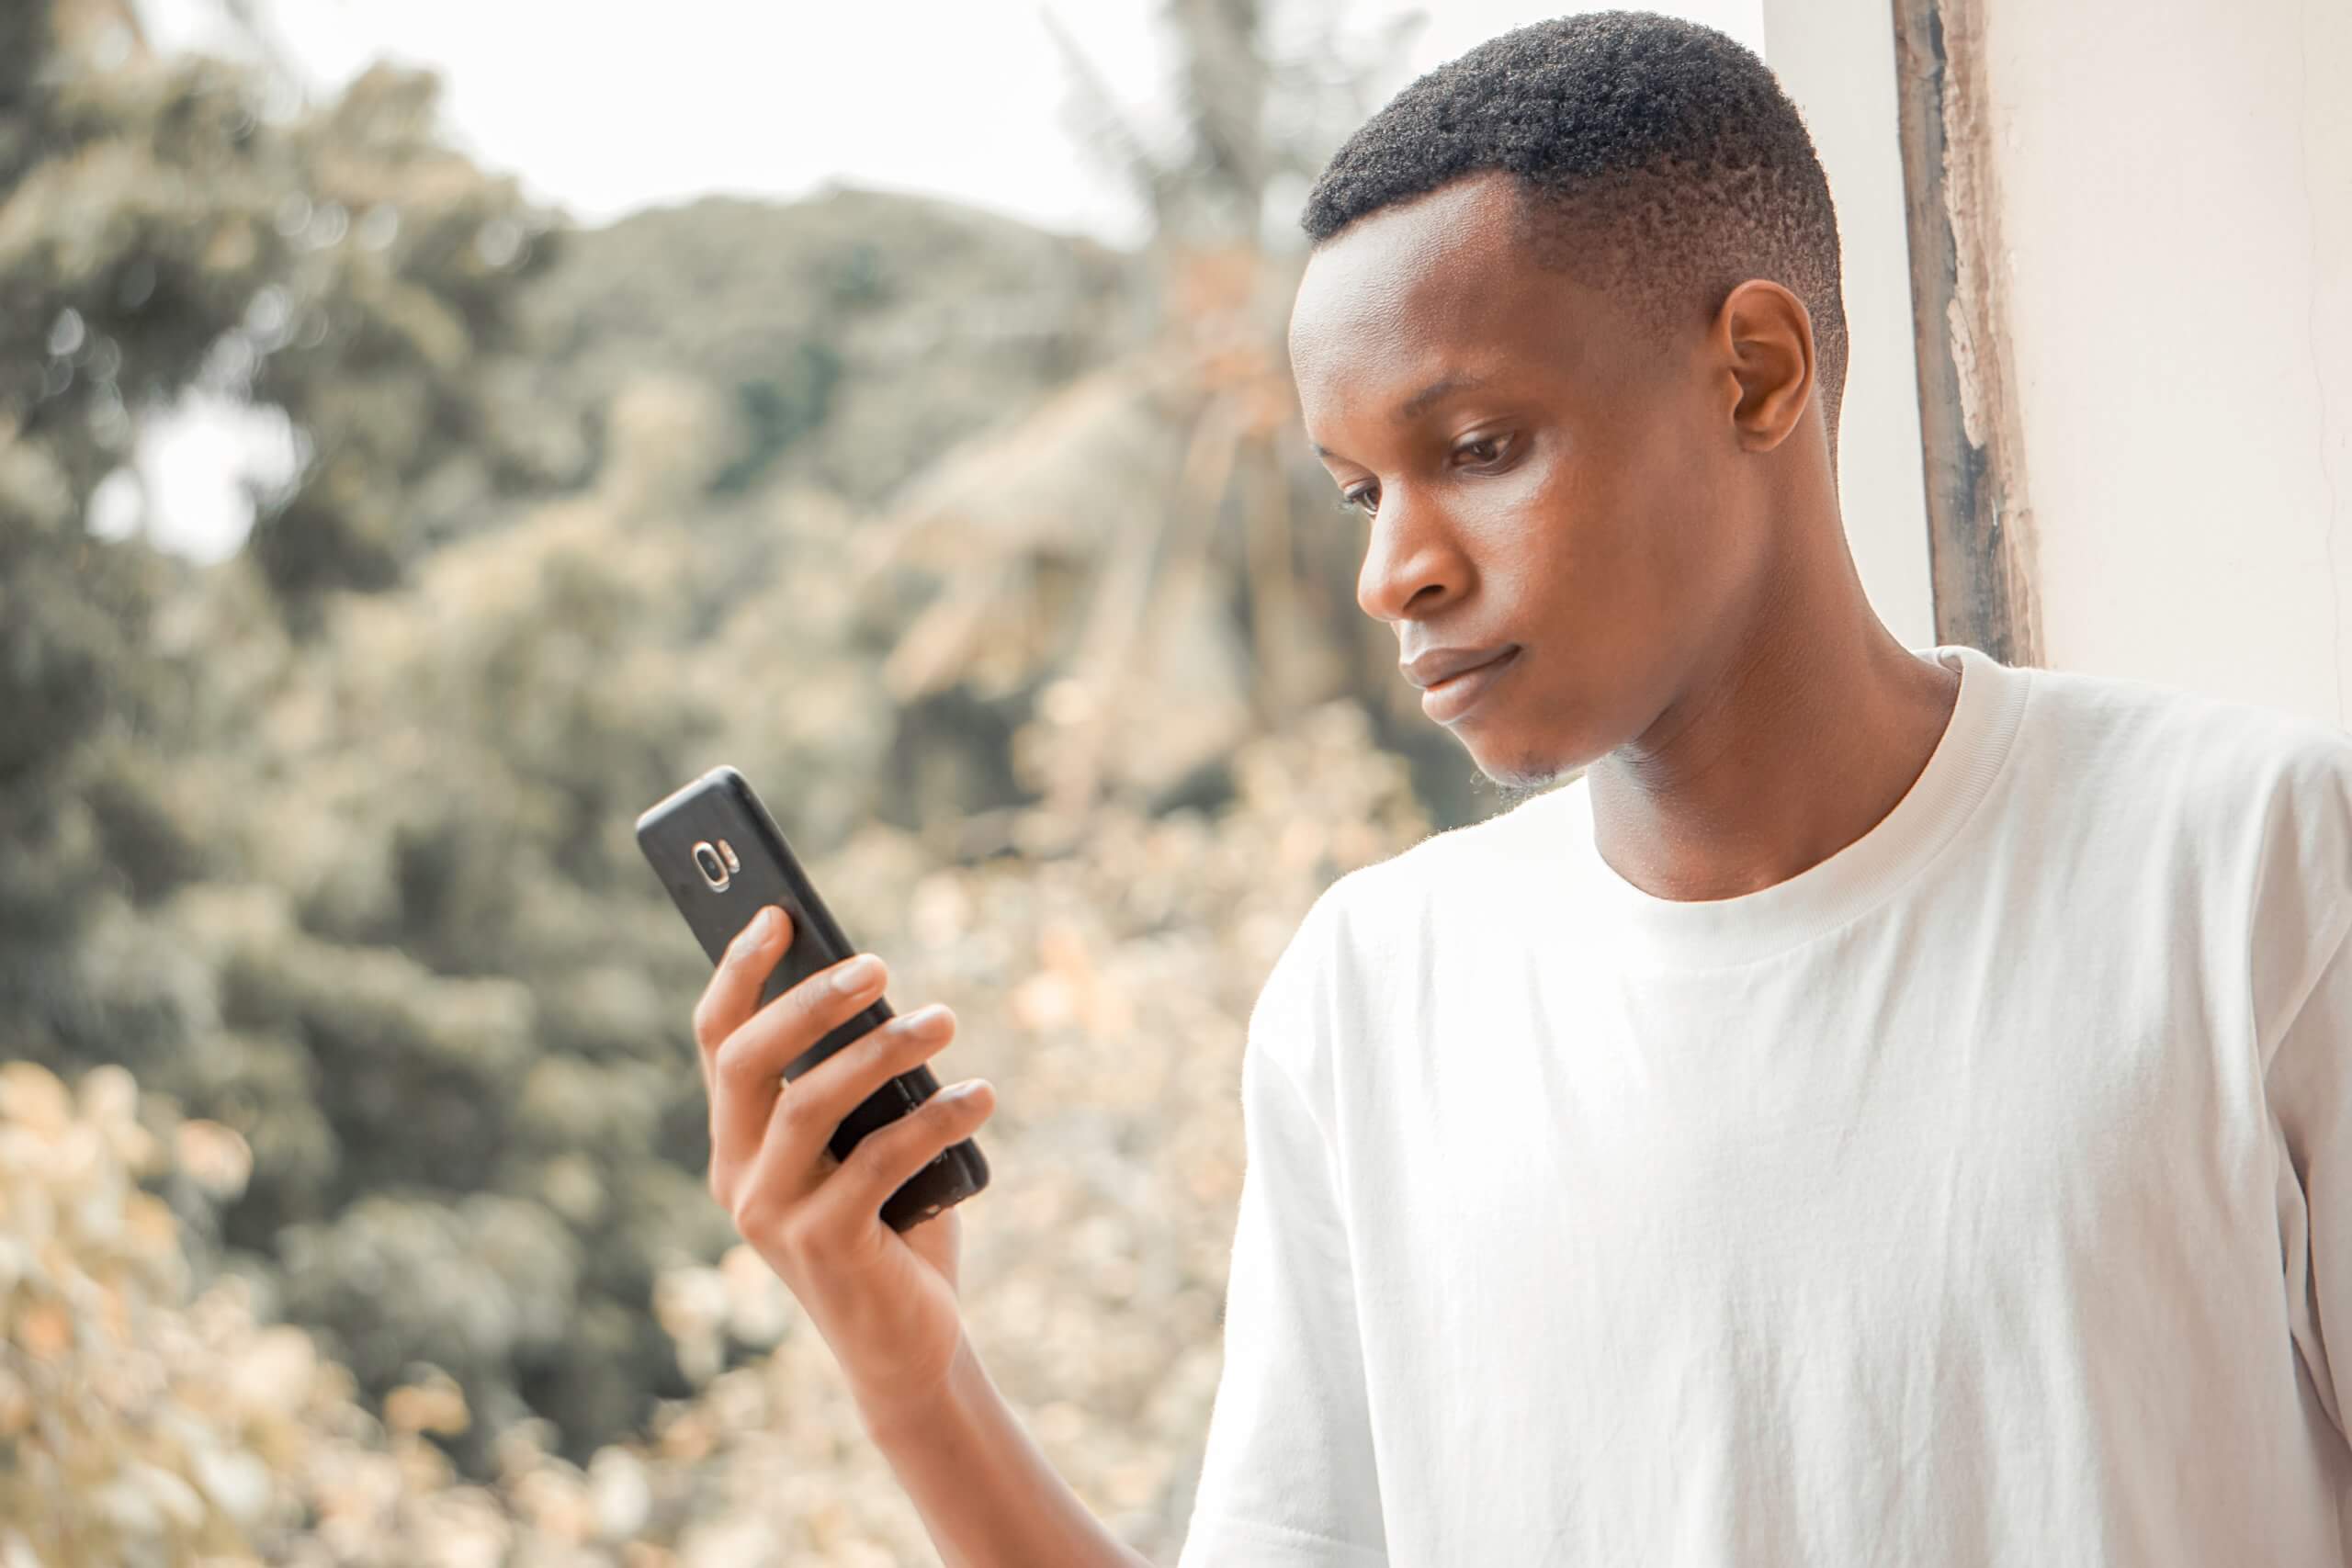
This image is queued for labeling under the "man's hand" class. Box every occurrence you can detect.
[692,903,998,1423]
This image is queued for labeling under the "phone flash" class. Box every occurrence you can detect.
[718,840,740,874]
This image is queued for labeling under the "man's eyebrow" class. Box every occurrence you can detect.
[1306,372,1490,460]
[1396,372,1487,422]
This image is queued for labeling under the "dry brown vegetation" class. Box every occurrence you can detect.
[4,707,1429,1564]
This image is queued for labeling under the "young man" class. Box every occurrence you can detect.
[688,12,2352,1564]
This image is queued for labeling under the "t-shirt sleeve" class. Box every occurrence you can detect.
[2267,902,2352,1450]
[2250,728,2352,1462]
[1176,1031,1386,1567]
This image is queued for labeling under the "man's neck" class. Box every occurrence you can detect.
[1583,547,1962,906]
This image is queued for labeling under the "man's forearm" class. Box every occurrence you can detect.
[857,1336,1157,1568]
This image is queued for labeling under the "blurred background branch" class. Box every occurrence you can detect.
[0,0,1463,1560]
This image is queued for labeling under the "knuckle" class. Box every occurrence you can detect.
[795,1001,851,1048]
[715,1017,804,1093]
[827,1025,917,1097]
[708,1043,747,1097]
[782,987,839,1044]
[842,1120,901,1170]
[713,1030,762,1089]
[775,1211,828,1261]
[690,996,725,1051]
[803,969,872,1025]
[878,1010,952,1068]
[776,1087,827,1137]
[856,1103,940,1169]
[730,1190,785,1243]
[873,1027,922,1074]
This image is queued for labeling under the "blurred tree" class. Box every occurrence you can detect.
[0,0,1476,1492]
[241,62,567,604]
[865,0,1489,836]
[0,0,554,962]
[5,152,1157,1472]
[1,0,281,999]
[0,0,578,1468]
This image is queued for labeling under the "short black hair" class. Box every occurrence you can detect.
[1301,11,1849,455]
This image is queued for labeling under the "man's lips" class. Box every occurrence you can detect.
[1414,646,1522,724]
[1400,643,1521,688]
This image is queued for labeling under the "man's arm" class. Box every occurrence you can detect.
[854,1020,1386,1568]
[857,1339,1154,1568]
[2250,737,2352,1451]
[858,884,1381,1568]
[1173,1033,1386,1566]
[2267,904,2352,1446]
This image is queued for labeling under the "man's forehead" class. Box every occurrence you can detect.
[1287,179,1525,355]
[1290,206,1607,424]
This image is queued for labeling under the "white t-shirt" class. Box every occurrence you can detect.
[1178,642,2352,1567]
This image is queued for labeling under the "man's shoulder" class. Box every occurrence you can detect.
[1316,784,1567,925]
[1250,789,1566,1043]
[2015,658,2352,828]
[2017,660,2352,989]
[2023,658,2352,773]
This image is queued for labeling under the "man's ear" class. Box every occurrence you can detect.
[1714,279,1816,453]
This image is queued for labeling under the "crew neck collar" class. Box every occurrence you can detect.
[1555,643,2032,971]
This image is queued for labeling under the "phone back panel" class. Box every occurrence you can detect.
[635,765,988,1227]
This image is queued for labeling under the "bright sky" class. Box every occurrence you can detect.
[122,0,1763,558]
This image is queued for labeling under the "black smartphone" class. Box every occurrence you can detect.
[635,764,989,1230]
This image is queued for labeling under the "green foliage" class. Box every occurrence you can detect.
[0,1,690,1466]
[0,0,1447,1529]
[707,348,841,497]
[242,64,561,601]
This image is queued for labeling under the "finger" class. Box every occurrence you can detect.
[813,1077,996,1241]
[734,1002,960,1213]
[708,949,894,1172]
[691,905,794,1090]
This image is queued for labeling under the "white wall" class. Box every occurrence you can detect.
[1763,0,1939,655]
[1772,0,2352,727]
[1974,0,2352,727]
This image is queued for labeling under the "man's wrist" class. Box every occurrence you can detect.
[852,1333,1148,1568]
[855,1334,989,1450]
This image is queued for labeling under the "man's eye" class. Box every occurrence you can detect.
[1338,485,1378,516]
[1455,434,1511,465]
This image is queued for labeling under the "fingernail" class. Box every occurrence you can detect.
[833,954,884,994]
[939,1077,988,1102]
[741,907,775,947]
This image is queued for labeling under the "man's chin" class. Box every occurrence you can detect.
[1460,733,1580,806]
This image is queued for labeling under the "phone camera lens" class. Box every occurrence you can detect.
[691,840,729,890]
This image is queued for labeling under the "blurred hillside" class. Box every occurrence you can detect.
[525,189,1144,513]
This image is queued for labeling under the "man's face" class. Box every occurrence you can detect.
[1289,172,1764,795]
